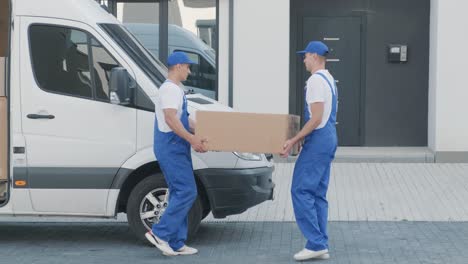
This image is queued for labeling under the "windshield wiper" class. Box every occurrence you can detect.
[185,89,196,95]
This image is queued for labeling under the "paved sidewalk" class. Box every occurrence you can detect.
[1,221,468,264]
[205,163,468,222]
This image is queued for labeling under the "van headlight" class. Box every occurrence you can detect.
[233,152,262,161]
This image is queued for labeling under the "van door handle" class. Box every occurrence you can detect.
[27,114,55,119]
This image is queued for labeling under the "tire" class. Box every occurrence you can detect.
[201,199,211,220]
[126,173,203,243]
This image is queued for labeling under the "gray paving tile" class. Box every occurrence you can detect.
[205,163,468,222]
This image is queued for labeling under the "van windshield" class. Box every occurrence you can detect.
[99,23,166,87]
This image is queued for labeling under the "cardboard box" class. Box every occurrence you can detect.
[0,97,7,180]
[195,111,300,154]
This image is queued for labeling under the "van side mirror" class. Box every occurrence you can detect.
[109,67,135,106]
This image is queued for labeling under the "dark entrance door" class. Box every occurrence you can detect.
[298,17,362,146]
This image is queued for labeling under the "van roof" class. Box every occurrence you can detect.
[14,0,118,25]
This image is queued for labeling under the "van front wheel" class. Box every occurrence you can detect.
[126,174,203,243]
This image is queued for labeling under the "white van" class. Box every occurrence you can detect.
[0,0,274,241]
[124,23,217,99]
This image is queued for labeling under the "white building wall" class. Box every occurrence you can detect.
[429,0,468,160]
[217,0,229,106]
[231,0,290,114]
[428,0,438,152]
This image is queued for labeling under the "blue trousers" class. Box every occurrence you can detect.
[152,138,197,251]
[291,151,332,251]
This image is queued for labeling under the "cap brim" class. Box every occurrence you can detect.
[183,60,196,65]
[296,51,307,55]
[173,61,197,65]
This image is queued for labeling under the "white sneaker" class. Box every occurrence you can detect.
[145,231,177,256]
[293,248,329,261]
[316,253,330,260]
[163,245,198,256]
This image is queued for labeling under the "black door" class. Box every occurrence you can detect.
[298,17,362,146]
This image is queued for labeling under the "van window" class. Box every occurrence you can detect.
[90,38,120,101]
[30,24,155,111]
[99,24,165,88]
[30,25,125,103]
[30,25,93,98]
[179,50,216,92]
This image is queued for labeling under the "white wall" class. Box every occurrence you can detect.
[217,0,229,105]
[176,0,216,35]
[117,3,124,22]
[428,0,468,152]
[232,0,289,114]
[428,0,438,151]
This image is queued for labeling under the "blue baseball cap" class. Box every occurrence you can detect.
[297,41,329,56]
[167,51,196,66]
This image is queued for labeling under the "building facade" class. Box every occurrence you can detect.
[111,0,468,162]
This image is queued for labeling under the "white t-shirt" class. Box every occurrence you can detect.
[155,81,185,133]
[305,69,337,129]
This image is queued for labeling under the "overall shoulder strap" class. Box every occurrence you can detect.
[315,72,335,95]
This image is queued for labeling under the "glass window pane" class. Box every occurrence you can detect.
[99,23,165,88]
[90,37,120,101]
[99,24,158,112]
[175,49,215,93]
[169,0,217,99]
[30,25,93,99]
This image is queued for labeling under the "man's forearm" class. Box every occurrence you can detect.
[293,102,324,143]
[293,118,321,143]
[166,116,193,142]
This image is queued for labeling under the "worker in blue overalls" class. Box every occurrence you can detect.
[145,51,207,256]
[281,41,338,261]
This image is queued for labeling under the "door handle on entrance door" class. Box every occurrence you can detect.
[27,114,55,119]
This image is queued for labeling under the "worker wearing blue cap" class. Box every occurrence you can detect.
[281,41,338,261]
[145,51,207,256]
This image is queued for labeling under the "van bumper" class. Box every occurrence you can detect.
[196,166,275,218]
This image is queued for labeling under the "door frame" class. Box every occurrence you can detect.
[289,13,368,146]
[0,0,12,208]
[19,16,138,215]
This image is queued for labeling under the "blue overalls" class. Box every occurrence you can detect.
[152,81,197,251]
[291,72,338,251]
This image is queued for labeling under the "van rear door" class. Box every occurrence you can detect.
[0,0,10,204]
